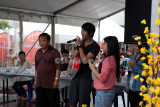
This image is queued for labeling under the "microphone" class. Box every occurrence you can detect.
[67,38,77,43]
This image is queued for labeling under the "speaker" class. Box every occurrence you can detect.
[124,0,152,44]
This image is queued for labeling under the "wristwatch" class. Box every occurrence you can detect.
[78,44,83,48]
[55,77,59,80]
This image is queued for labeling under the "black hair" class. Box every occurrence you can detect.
[61,49,69,55]
[39,33,51,41]
[9,49,13,52]
[18,51,25,56]
[81,22,95,38]
[99,36,120,81]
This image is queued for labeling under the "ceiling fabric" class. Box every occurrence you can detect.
[0,0,125,26]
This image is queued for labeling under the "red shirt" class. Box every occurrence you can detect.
[35,45,61,89]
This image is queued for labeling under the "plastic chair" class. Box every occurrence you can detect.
[114,91,126,107]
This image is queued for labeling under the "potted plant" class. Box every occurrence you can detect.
[0,19,12,33]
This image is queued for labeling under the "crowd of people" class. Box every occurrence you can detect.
[3,22,148,107]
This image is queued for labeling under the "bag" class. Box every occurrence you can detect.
[70,57,80,78]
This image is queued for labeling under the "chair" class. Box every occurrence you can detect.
[114,91,126,107]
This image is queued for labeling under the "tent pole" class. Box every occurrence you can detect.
[19,15,23,51]
[25,17,54,57]
[98,20,101,63]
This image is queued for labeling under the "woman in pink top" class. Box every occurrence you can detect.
[89,36,120,107]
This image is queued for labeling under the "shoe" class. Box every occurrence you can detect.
[22,97,28,101]
[30,98,36,103]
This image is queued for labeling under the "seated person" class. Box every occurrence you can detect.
[61,49,70,71]
[12,51,33,101]
[5,49,17,67]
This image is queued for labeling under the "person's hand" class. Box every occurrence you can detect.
[53,80,59,88]
[33,81,36,88]
[89,61,96,71]
[67,67,72,75]
[76,37,82,46]
[128,60,136,67]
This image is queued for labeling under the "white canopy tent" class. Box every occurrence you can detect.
[0,0,125,54]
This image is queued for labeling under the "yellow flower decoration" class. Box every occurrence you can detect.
[140,47,146,54]
[139,92,143,96]
[82,104,87,107]
[140,78,144,82]
[152,47,157,53]
[120,55,124,58]
[157,78,160,85]
[156,55,160,61]
[148,70,153,76]
[143,94,150,101]
[153,79,158,86]
[148,58,154,65]
[158,47,160,52]
[155,87,160,95]
[142,63,149,70]
[149,86,155,94]
[140,85,147,93]
[150,33,156,38]
[139,101,143,106]
[141,57,145,60]
[151,97,156,105]
[147,39,152,45]
[146,104,151,107]
[134,75,139,79]
[154,61,158,67]
[142,70,147,77]
[158,8,160,14]
[145,34,149,39]
[138,41,141,45]
[155,18,160,25]
[134,36,141,41]
[146,77,153,85]
[147,55,152,59]
[155,34,159,38]
[144,27,149,33]
[141,19,146,24]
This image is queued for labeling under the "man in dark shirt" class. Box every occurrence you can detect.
[61,48,70,71]
[34,33,61,107]
[67,22,100,107]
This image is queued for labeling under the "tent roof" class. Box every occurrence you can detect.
[0,0,125,21]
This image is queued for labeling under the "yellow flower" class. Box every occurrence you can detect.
[158,47,160,53]
[155,18,160,25]
[143,94,150,101]
[152,47,157,53]
[147,39,152,45]
[144,27,149,33]
[138,41,141,45]
[134,75,139,80]
[139,92,143,96]
[156,55,160,61]
[151,97,156,105]
[148,70,153,76]
[140,85,147,93]
[148,58,154,64]
[153,79,158,86]
[82,104,87,107]
[154,61,158,67]
[141,19,146,24]
[146,77,153,85]
[154,68,158,74]
[149,86,155,94]
[147,55,152,59]
[140,78,144,82]
[146,104,151,107]
[157,78,160,85]
[141,57,145,60]
[145,34,149,39]
[120,55,124,58]
[134,36,141,41]
[155,34,159,38]
[140,47,146,54]
[158,8,160,14]
[150,33,156,38]
[142,70,147,77]
[139,101,143,106]
[155,87,160,95]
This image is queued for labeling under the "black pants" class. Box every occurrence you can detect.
[36,88,60,107]
[128,90,142,107]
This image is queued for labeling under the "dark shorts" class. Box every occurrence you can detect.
[69,78,92,106]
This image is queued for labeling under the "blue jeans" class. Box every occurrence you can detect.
[95,88,115,107]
